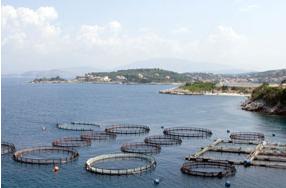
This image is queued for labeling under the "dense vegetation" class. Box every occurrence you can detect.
[181,82,216,92]
[180,82,253,94]
[87,68,192,83]
[251,83,286,106]
[32,76,66,83]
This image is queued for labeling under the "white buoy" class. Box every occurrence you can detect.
[42,126,46,131]
[53,165,59,172]
[154,178,160,185]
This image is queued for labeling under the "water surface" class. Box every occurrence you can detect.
[2,78,286,188]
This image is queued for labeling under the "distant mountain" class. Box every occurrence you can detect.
[6,67,101,79]
[118,58,250,74]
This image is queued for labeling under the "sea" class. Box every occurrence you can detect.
[2,78,286,188]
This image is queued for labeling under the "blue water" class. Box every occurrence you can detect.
[2,78,286,188]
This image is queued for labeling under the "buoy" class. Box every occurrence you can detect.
[225,181,231,187]
[272,133,276,137]
[161,126,164,129]
[243,160,251,167]
[154,178,160,185]
[227,130,230,133]
[42,127,46,131]
[53,165,59,172]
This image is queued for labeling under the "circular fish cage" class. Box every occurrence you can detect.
[121,142,161,154]
[13,146,79,164]
[85,153,156,175]
[105,124,150,135]
[52,137,91,147]
[163,127,212,138]
[57,122,100,131]
[1,142,16,155]
[230,132,265,143]
[71,122,100,126]
[81,131,116,140]
[181,160,236,177]
[144,135,182,146]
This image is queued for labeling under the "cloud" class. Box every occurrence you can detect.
[172,27,191,34]
[239,4,259,12]
[109,20,121,30]
[2,5,61,53]
[2,5,254,73]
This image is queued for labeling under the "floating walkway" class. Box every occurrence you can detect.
[185,139,286,169]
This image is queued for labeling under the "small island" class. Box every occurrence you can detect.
[241,82,286,115]
[31,76,67,83]
[159,82,253,96]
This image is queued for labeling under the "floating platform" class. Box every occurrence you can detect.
[185,139,286,169]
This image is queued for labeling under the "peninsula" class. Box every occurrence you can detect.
[241,82,286,115]
[159,82,254,96]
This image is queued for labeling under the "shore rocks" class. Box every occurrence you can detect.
[241,99,286,116]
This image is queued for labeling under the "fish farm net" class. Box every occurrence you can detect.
[105,124,150,134]
[1,142,16,155]
[163,127,212,138]
[230,132,265,143]
[57,122,100,131]
[144,135,182,146]
[181,159,236,177]
[13,146,79,164]
[71,122,100,126]
[121,142,161,154]
[81,131,116,140]
[85,153,156,175]
[52,137,91,147]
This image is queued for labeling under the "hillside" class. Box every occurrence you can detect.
[31,68,286,84]
[241,83,286,115]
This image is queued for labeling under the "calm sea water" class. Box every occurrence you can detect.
[2,78,286,188]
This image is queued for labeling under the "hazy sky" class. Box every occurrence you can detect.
[2,0,286,74]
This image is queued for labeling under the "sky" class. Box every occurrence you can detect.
[2,0,286,74]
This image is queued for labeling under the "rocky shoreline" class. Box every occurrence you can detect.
[241,99,286,116]
[159,88,250,97]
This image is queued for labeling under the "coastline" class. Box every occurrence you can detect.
[159,88,250,97]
